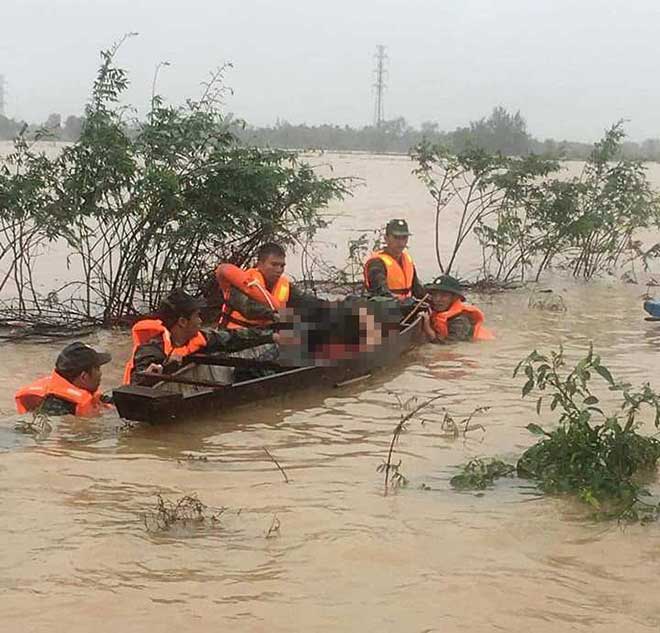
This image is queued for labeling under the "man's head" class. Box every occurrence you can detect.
[425,275,465,312]
[55,342,112,393]
[256,242,286,287]
[384,219,411,258]
[158,289,206,343]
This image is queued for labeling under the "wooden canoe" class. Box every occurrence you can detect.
[112,316,425,423]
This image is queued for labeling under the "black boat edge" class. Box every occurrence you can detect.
[112,316,425,423]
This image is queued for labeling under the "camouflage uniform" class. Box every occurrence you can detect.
[223,283,322,324]
[446,314,475,341]
[132,327,274,385]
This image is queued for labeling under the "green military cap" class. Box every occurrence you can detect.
[424,274,466,300]
[385,218,411,236]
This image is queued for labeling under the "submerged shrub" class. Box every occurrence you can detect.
[143,493,224,532]
[0,35,349,325]
[450,458,515,490]
[514,345,660,521]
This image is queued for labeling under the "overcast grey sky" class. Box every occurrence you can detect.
[2,0,659,141]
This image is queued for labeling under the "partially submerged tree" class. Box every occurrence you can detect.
[411,142,558,277]
[0,37,349,326]
[412,122,660,282]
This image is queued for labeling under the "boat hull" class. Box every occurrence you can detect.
[113,317,425,423]
[644,299,660,318]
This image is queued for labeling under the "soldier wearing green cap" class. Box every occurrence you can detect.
[363,219,425,304]
[15,342,113,416]
[422,275,495,342]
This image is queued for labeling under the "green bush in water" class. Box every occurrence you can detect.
[514,345,660,521]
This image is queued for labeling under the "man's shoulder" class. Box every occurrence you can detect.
[134,334,166,356]
[40,394,76,416]
[366,256,387,269]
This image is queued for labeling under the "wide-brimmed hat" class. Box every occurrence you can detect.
[424,275,466,300]
[385,218,411,236]
[56,342,112,374]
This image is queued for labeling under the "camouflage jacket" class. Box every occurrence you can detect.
[225,284,322,321]
[132,327,274,384]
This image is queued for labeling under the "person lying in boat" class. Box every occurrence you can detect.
[363,219,426,309]
[422,275,495,343]
[15,342,112,416]
[217,242,320,329]
[123,289,278,385]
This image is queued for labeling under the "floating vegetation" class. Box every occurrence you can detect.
[450,458,515,490]
[378,392,488,493]
[379,393,444,493]
[177,453,210,463]
[263,447,290,483]
[116,419,138,433]
[435,407,489,439]
[143,494,225,533]
[265,515,281,539]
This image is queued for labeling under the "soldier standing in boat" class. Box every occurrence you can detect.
[364,219,426,310]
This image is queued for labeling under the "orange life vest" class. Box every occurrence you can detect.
[15,371,104,417]
[364,251,415,300]
[122,319,208,384]
[430,300,495,341]
[220,268,290,329]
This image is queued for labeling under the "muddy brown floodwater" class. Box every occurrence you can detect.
[2,151,660,632]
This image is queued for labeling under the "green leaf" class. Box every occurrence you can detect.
[536,397,543,415]
[594,365,615,385]
[522,379,534,398]
[526,423,546,436]
[583,396,599,405]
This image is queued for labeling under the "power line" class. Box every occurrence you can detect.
[372,45,387,128]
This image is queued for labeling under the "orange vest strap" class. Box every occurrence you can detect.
[123,319,167,384]
[364,251,415,300]
[165,331,208,358]
[216,264,286,310]
[220,267,290,329]
[122,320,208,384]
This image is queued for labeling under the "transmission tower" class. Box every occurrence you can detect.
[372,45,387,127]
[0,75,6,117]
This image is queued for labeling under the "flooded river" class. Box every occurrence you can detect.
[2,151,660,632]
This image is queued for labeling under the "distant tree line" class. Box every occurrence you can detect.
[0,113,84,142]
[3,105,660,161]
[240,108,660,161]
